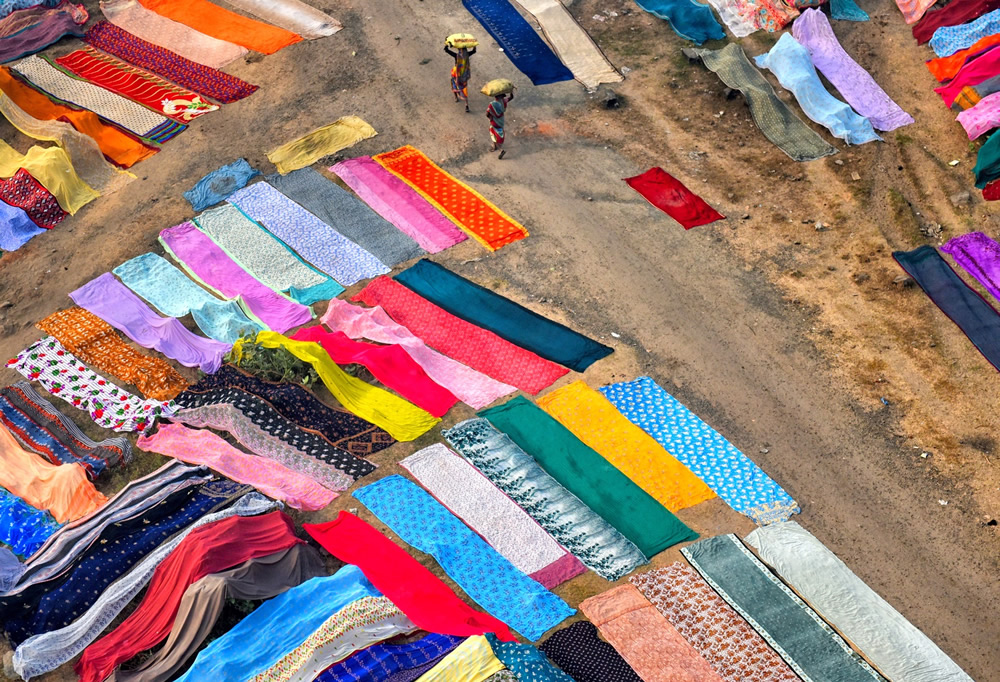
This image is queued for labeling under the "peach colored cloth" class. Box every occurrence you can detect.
[896,0,937,23]
[137,0,300,54]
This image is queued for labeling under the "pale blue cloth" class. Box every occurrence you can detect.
[830,0,868,21]
[930,8,1000,58]
[0,201,45,252]
[183,158,260,212]
[755,33,880,145]
[0,546,24,591]
[600,376,799,525]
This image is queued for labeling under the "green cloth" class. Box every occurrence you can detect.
[974,130,1000,188]
[479,396,697,557]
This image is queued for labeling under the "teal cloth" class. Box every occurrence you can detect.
[632,0,724,45]
[830,0,868,21]
[479,396,697,557]
[974,130,1000,188]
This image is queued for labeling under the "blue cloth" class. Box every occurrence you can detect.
[183,158,260,212]
[830,0,869,21]
[599,376,799,525]
[930,8,1000,57]
[316,633,464,681]
[177,566,379,682]
[462,0,573,85]
[0,546,24,592]
[354,475,575,641]
[0,488,59,558]
[0,394,108,476]
[0,0,55,20]
[0,201,45,251]
[485,633,574,681]
[754,33,879,145]
[632,0,724,45]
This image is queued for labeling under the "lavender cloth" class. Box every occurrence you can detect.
[70,273,230,373]
[793,8,913,131]
[0,200,45,251]
[941,232,1000,304]
[0,10,83,63]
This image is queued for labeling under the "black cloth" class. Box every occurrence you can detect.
[539,621,642,682]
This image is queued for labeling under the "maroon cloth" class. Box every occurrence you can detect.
[0,168,66,229]
[983,178,1000,200]
[935,48,1000,106]
[623,167,724,229]
[913,0,1000,44]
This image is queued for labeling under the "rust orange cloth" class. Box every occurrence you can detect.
[0,67,156,168]
[36,308,188,401]
[0,421,106,523]
[373,145,528,251]
[927,36,1000,82]
[537,381,716,512]
[136,0,301,54]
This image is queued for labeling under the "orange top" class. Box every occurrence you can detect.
[927,34,1000,82]
[0,67,156,168]
[137,0,301,54]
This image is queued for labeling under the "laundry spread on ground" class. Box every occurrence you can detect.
[623,167,725,228]
[136,0,302,54]
[0,139,97,214]
[267,117,378,175]
[634,0,725,44]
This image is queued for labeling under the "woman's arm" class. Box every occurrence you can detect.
[469,46,477,56]
[444,46,457,58]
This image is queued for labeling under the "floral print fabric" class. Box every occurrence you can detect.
[484,634,574,681]
[316,633,464,682]
[0,168,65,229]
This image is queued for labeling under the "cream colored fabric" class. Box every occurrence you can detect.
[0,139,98,214]
[221,0,341,39]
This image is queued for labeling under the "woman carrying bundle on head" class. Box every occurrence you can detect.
[445,34,477,112]
[483,79,515,159]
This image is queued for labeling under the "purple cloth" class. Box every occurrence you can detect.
[793,8,913,131]
[0,200,45,251]
[70,272,229,373]
[0,10,83,63]
[159,221,313,334]
[941,231,1000,304]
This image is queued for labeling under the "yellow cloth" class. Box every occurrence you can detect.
[537,381,716,512]
[236,332,439,441]
[0,139,98,214]
[266,116,377,175]
[415,636,505,682]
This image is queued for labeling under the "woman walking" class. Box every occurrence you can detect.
[445,44,476,112]
[487,91,513,159]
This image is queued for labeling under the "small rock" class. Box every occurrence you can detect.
[852,272,870,284]
[610,332,621,338]
[603,90,621,109]
[950,191,972,207]
[827,265,837,271]
[949,159,960,166]
[419,57,431,65]
[586,196,593,201]
[921,452,930,458]
[851,171,861,181]
[759,447,770,454]
[815,221,828,231]
[894,274,915,288]
[742,213,751,220]
[939,499,949,506]
[802,218,812,224]
[834,159,844,166]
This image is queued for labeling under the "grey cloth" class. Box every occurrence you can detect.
[266,168,424,266]
[0,548,24,593]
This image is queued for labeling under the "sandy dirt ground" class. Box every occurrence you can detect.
[1,0,999,678]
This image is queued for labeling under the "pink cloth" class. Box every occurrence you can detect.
[895,0,937,23]
[958,91,1000,138]
[137,423,336,511]
[291,325,458,417]
[936,48,1000,106]
[159,222,313,334]
[321,299,514,409]
[330,157,467,253]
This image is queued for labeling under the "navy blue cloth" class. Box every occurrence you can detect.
[0,394,108,477]
[632,0,724,45]
[462,0,573,85]
[316,633,464,681]
[183,158,260,212]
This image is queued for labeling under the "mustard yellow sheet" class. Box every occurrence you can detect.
[0,139,98,214]
[236,332,439,441]
[414,635,505,682]
[266,115,376,175]
[538,381,716,512]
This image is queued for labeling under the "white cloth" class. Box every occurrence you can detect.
[220,0,340,39]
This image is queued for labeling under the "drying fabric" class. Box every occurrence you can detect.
[0,0,51,18]
[185,158,259,211]
[374,145,529,250]
[36,307,188,401]
[220,0,340,38]
[267,116,378,175]
[952,74,1000,110]
[958,91,1000,139]
[480,396,698,557]
[303,511,517,641]
[704,0,756,37]
[830,0,868,21]
[159,222,313,333]
[0,200,43,249]
[70,273,229,373]
[83,21,258,103]
[317,633,464,682]
[0,139,96,214]
[600,376,798,524]
[193,203,343,304]
[633,0,725,44]
[266,167,423,267]
[322,299,515,409]
[754,33,880,145]
[113,252,264,344]
[540,622,641,682]
[894,245,1000,370]
[237,332,440,441]
[0,6,84,63]
[914,0,1000,44]
[0,167,64,229]
[0,488,59,557]
[100,0,247,68]
[0,1,84,37]
[330,157,467,253]
[984,177,1000,199]
[749,0,800,31]
[538,381,716,512]
[461,0,572,84]
[183,363,394,456]
[75,511,303,682]
[936,49,1000,107]
[136,0,300,53]
[793,9,912,131]
[930,8,1000,56]
[630,563,800,682]
[895,0,936,23]
[580,585,723,682]
[395,260,612,372]
[942,231,1000,303]
[353,277,567,394]
[682,535,884,682]
[443,418,646,581]
[413,635,504,682]
[927,35,1000,81]
[746,522,972,682]
[229,179,392,285]
[354,475,575,641]
[0,546,24,590]
[623,166,724,229]
[139,424,337,511]
[400,444,584,587]
[484,634,572,681]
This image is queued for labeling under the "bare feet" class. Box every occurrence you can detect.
[490,144,497,152]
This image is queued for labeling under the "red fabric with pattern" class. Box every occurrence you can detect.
[984,178,1000,201]
[0,168,66,229]
[624,167,724,229]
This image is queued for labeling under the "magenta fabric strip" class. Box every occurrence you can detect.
[958,92,1000,139]
[70,272,229,373]
[936,49,1000,106]
[159,221,313,334]
[329,157,467,254]
[941,231,1000,304]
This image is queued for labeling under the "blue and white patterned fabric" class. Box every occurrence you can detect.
[485,633,574,681]
[599,377,799,525]
[0,0,55,20]
[0,488,59,558]
[316,632,464,681]
[354,475,575,641]
[930,8,1000,57]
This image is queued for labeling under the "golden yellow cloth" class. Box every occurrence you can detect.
[0,422,107,523]
[267,116,377,175]
[537,381,716,512]
[0,139,98,214]
[235,332,439,441]
[415,635,505,682]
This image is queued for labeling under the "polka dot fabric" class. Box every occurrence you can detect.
[539,622,642,682]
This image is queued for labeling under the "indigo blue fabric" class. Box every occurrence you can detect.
[485,633,574,681]
[462,0,573,85]
[830,0,869,21]
[316,633,464,681]
[183,158,260,212]
[633,0,724,45]
[0,488,59,558]
[0,200,45,251]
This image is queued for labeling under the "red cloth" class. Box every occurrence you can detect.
[935,48,1000,106]
[913,0,1000,44]
[983,178,1000,200]
[624,167,724,229]
[304,511,516,641]
[75,511,302,682]
[291,326,458,417]
[351,277,567,395]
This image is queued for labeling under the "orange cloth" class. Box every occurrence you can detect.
[373,145,528,251]
[537,381,716,512]
[137,0,301,54]
[36,308,188,401]
[0,67,156,169]
[0,422,106,523]
[927,34,1000,81]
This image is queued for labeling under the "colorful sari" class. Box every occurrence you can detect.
[487,96,508,145]
[451,48,471,102]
